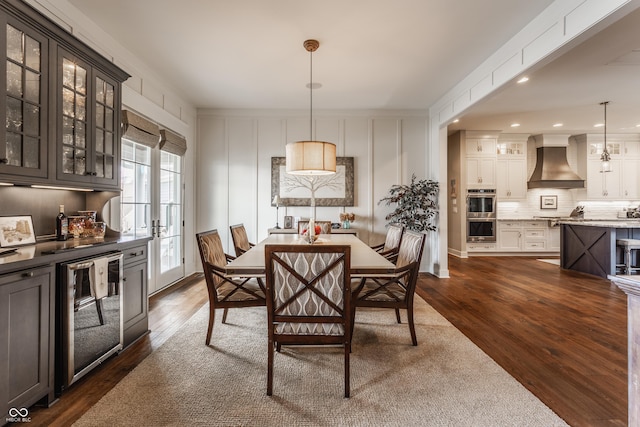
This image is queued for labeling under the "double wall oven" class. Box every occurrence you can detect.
[466,189,496,242]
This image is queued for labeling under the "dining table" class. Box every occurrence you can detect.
[224,233,395,277]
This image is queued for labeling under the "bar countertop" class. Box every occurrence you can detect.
[0,235,152,274]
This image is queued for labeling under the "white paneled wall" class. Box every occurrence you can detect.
[196,110,428,259]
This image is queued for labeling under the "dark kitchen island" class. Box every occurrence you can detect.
[560,220,640,278]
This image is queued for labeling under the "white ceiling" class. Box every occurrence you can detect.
[67,0,640,137]
[68,0,554,111]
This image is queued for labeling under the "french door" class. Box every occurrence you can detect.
[121,139,184,294]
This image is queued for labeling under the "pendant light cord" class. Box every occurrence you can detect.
[309,47,313,141]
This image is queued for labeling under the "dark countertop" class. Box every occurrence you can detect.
[0,235,152,275]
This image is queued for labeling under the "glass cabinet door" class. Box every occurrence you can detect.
[60,56,88,177]
[1,19,48,178]
[93,71,118,184]
[57,50,120,189]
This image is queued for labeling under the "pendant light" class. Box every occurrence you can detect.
[600,101,612,173]
[285,39,336,176]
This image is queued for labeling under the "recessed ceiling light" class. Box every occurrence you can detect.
[517,77,529,84]
[553,123,563,127]
[636,124,640,128]
[510,123,520,127]
[594,123,604,128]
[452,119,459,123]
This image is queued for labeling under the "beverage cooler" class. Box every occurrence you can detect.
[56,251,124,393]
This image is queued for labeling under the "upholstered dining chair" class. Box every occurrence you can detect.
[297,220,332,235]
[230,223,255,256]
[264,244,352,398]
[352,230,426,346]
[196,229,266,345]
[370,223,404,263]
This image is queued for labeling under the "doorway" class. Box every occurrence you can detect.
[121,138,184,294]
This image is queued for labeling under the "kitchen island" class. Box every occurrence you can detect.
[560,220,640,278]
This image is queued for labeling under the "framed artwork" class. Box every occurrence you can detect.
[283,215,293,229]
[271,157,354,206]
[540,195,558,210]
[0,215,36,247]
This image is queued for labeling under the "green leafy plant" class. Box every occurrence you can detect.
[378,174,439,232]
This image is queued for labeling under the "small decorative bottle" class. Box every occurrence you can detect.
[56,205,68,241]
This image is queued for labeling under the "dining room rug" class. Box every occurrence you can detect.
[73,297,568,427]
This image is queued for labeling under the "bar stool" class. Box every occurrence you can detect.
[616,239,640,275]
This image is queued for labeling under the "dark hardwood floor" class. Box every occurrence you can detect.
[26,256,627,427]
[417,256,627,427]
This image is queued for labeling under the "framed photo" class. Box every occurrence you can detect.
[0,215,36,247]
[283,215,293,229]
[540,195,558,210]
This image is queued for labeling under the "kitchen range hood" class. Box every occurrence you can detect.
[527,134,585,189]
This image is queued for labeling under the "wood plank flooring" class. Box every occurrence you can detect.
[416,256,627,427]
[26,256,627,426]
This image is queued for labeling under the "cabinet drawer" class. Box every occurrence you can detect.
[468,243,496,251]
[123,244,148,265]
[524,229,546,239]
[499,221,521,228]
[522,221,546,228]
[524,241,547,251]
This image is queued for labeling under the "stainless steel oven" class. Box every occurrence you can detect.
[467,189,496,217]
[56,251,123,393]
[467,189,496,242]
[467,218,497,242]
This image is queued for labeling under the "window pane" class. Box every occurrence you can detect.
[122,139,135,161]
[23,103,39,136]
[23,136,39,168]
[6,25,23,63]
[6,61,22,97]
[121,160,135,203]
[24,35,40,71]
[24,69,39,103]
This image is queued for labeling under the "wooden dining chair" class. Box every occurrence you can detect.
[264,244,352,397]
[370,223,404,263]
[230,223,255,256]
[297,220,332,234]
[196,229,266,345]
[352,230,426,346]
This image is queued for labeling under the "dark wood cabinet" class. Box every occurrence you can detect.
[0,0,129,190]
[122,243,149,347]
[0,13,49,180]
[0,265,55,419]
[56,49,121,189]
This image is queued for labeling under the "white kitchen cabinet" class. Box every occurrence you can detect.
[498,221,521,251]
[466,138,497,157]
[496,158,527,199]
[466,157,496,187]
[497,220,557,253]
[622,158,640,199]
[548,226,560,251]
[497,141,526,157]
[522,221,547,251]
[586,158,622,199]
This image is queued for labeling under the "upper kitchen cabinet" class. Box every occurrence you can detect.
[0,15,48,180]
[575,133,639,200]
[0,0,129,190]
[466,138,497,157]
[56,50,121,189]
[496,134,528,200]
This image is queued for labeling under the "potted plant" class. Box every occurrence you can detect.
[378,174,439,232]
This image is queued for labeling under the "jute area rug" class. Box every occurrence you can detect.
[74,297,568,426]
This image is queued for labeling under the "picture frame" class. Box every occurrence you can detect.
[271,157,355,206]
[0,215,36,247]
[283,215,293,229]
[540,195,558,210]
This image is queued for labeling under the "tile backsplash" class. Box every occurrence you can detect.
[497,188,640,219]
